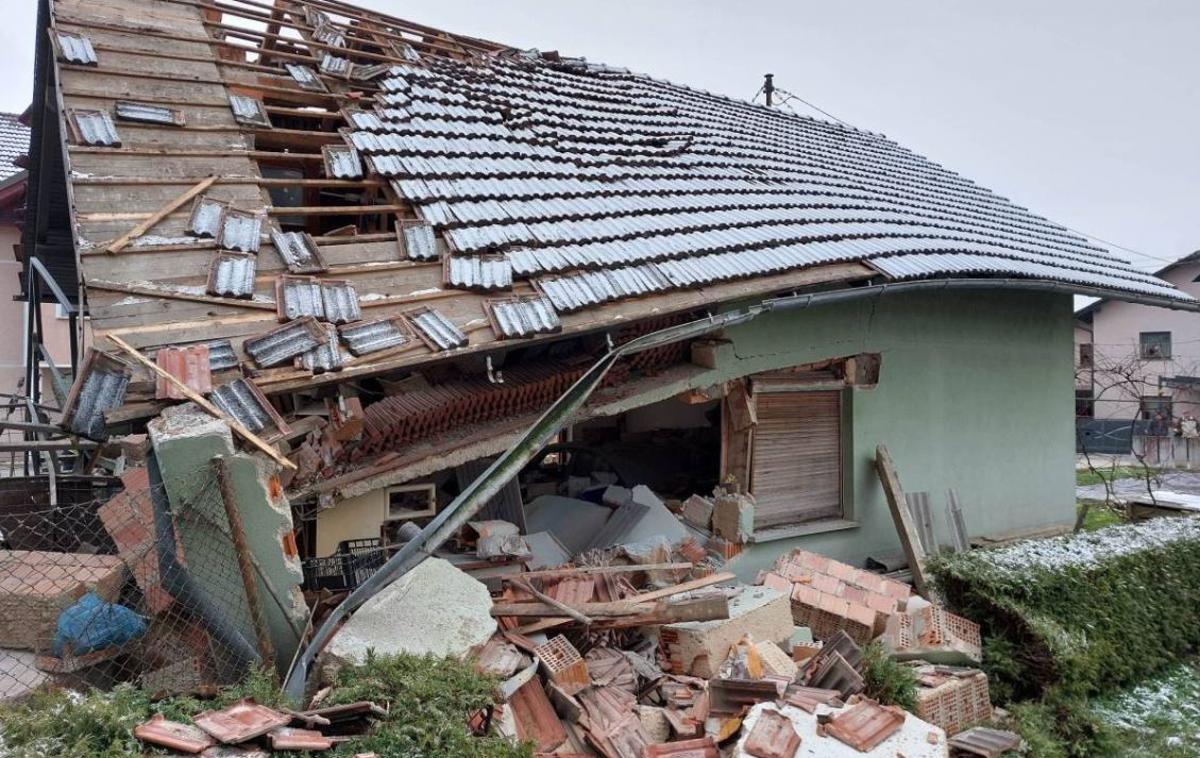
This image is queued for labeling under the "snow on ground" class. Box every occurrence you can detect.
[1093,663,1200,754]
[975,516,1200,576]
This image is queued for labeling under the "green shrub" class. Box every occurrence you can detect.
[0,684,153,758]
[1010,696,1118,758]
[0,656,527,758]
[861,642,918,711]
[324,651,530,758]
[929,517,1200,700]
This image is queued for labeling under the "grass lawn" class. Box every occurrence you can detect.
[1076,466,1160,487]
[1091,661,1200,757]
[1076,499,1125,531]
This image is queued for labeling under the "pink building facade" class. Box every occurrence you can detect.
[1076,253,1200,423]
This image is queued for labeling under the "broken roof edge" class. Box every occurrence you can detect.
[238,261,876,396]
[293,361,710,502]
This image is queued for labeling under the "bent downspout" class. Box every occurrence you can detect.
[283,275,1197,699]
[148,452,260,678]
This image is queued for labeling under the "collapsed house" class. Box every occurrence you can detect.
[5,0,1200,721]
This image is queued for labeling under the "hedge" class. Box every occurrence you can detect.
[928,516,1200,701]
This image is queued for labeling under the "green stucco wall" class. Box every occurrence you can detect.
[710,289,1076,578]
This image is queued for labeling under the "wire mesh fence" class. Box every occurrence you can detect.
[0,460,299,703]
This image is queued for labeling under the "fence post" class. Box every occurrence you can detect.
[212,456,276,670]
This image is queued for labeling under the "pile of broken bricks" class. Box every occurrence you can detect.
[472,545,1021,757]
[133,698,386,756]
[123,535,1021,757]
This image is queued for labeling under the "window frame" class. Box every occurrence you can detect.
[745,381,850,534]
[1139,331,1172,360]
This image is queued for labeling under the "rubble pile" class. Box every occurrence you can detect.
[456,540,1019,757]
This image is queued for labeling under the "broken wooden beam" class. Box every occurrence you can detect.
[508,577,593,627]
[104,175,217,254]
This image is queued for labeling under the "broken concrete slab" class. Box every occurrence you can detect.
[734,701,947,757]
[626,485,689,544]
[321,557,496,681]
[660,586,792,678]
[148,403,307,674]
[524,531,571,570]
[524,495,612,556]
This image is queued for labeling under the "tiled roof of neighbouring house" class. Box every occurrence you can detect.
[0,112,29,183]
[359,53,1189,306]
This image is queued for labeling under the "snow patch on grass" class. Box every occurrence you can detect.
[977,516,1200,576]
[1093,663,1200,755]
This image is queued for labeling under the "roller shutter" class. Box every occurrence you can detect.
[750,390,842,529]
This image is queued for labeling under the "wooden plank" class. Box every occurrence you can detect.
[515,563,694,580]
[508,578,592,626]
[88,279,277,310]
[105,334,296,470]
[875,445,930,598]
[512,571,736,634]
[105,175,217,253]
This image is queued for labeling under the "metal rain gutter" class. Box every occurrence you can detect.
[281,274,1195,699]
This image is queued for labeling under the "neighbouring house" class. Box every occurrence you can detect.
[22,0,1200,579]
[1075,250,1200,459]
[0,112,74,399]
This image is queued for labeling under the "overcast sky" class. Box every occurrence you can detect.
[3,0,1196,273]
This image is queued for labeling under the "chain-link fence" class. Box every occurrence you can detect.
[0,460,302,703]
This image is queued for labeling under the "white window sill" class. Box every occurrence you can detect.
[747,518,859,543]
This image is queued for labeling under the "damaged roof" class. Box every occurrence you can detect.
[38,0,1199,416]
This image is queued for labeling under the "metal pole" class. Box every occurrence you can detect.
[764,73,774,107]
[213,456,276,670]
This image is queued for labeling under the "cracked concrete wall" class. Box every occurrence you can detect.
[149,404,308,673]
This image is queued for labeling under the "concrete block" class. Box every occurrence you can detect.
[712,492,754,543]
[660,586,792,678]
[636,705,672,743]
[681,495,715,531]
[322,557,496,681]
[149,403,307,673]
[755,640,799,679]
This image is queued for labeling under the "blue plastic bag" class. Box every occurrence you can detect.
[52,592,146,657]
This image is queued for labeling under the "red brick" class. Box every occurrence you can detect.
[811,572,841,595]
[881,578,912,601]
[799,551,830,572]
[851,569,886,594]
[826,560,858,582]
[759,572,793,594]
[841,585,867,605]
[846,602,876,630]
